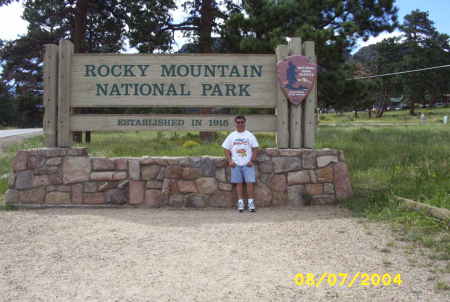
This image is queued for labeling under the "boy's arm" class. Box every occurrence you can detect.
[224,148,236,167]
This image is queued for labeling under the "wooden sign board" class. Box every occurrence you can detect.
[71,114,277,132]
[71,54,277,108]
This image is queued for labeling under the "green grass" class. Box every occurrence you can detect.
[320,107,450,125]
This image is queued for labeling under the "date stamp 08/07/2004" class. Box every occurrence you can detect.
[293,273,403,288]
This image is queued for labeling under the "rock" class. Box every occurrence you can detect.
[177,180,197,193]
[311,195,336,205]
[114,158,128,170]
[90,172,114,181]
[146,181,163,189]
[279,149,303,157]
[182,167,202,180]
[316,167,334,182]
[12,151,28,171]
[98,182,116,192]
[214,158,227,168]
[306,184,323,195]
[255,153,270,162]
[4,189,18,204]
[83,193,105,204]
[128,159,140,180]
[269,174,287,192]
[48,172,63,185]
[46,191,71,203]
[272,157,302,173]
[47,185,71,192]
[84,182,97,192]
[272,191,287,206]
[15,170,33,190]
[259,173,272,184]
[92,157,115,171]
[199,157,215,177]
[156,167,166,180]
[142,165,161,180]
[195,177,217,194]
[334,162,352,200]
[112,172,127,180]
[265,148,280,156]
[106,188,128,205]
[35,167,59,175]
[215,168,226,182]
[254,184,272,207]
[144,190,162,207]
[66,148,88,156]
[323,183,335,194]
[162,179,178,194]
[117,180,129,189]
[19,187,46,203]
[218,183,232,191]
[63,157,91,184]
[185,194,208,208]
[208,191,233,207]
[302,151,316,169]
[28,155,45,169]
[165,165,183,178]
[259,161,273,173]
[46,157,62,166]
[129,181,145,205]
[72,184,83,203]
[317,155,338,168]
[288,185,305,206]
[32,175,50,187]
[287,171,310,185]
[168,194,185,207]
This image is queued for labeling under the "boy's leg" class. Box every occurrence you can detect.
[243,166,256,212]
[231,166,245,212]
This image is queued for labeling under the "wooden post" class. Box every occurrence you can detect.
[275,45,290,148]
[288,38,303,148]
[303,41,317,148]
[57,40,73,147]
[43,44,58,147]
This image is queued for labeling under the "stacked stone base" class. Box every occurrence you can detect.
[5,148,352,208]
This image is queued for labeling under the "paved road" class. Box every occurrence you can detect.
[0,128,43,138]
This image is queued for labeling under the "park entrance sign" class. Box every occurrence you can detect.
[43,38,317,148]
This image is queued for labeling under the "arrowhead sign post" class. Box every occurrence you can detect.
[277,55,317,105]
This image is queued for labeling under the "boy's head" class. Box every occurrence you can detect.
[234,116,246,132]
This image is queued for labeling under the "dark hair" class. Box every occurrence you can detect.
[234,115,246,122]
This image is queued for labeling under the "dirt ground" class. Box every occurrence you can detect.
[0,206,448,302]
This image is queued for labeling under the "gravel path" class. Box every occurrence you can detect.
[0,206,448,301]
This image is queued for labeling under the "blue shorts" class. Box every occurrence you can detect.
[231,165,256,183]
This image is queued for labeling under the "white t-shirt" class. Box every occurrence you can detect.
[222,130,259,166]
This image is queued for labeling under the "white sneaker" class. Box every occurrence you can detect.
[248,199,256,212]
[237,199,244,212]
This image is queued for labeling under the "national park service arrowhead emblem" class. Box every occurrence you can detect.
[277,55,317,105]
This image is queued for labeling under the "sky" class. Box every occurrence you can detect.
[0,0,449,51]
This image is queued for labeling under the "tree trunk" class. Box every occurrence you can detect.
[199,0,216,143]
[368,108,372,119]
[73,0,89,53]
[409,101,416,116]
[354,110,358,119]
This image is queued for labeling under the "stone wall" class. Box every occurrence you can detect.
[5,148,352,208]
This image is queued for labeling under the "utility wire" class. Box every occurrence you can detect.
[348,64,450,80]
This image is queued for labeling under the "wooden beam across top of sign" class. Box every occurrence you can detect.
[70,114,277,132]
[70,53,277,108]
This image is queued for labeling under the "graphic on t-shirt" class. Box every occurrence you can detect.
[236,149,247,157]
